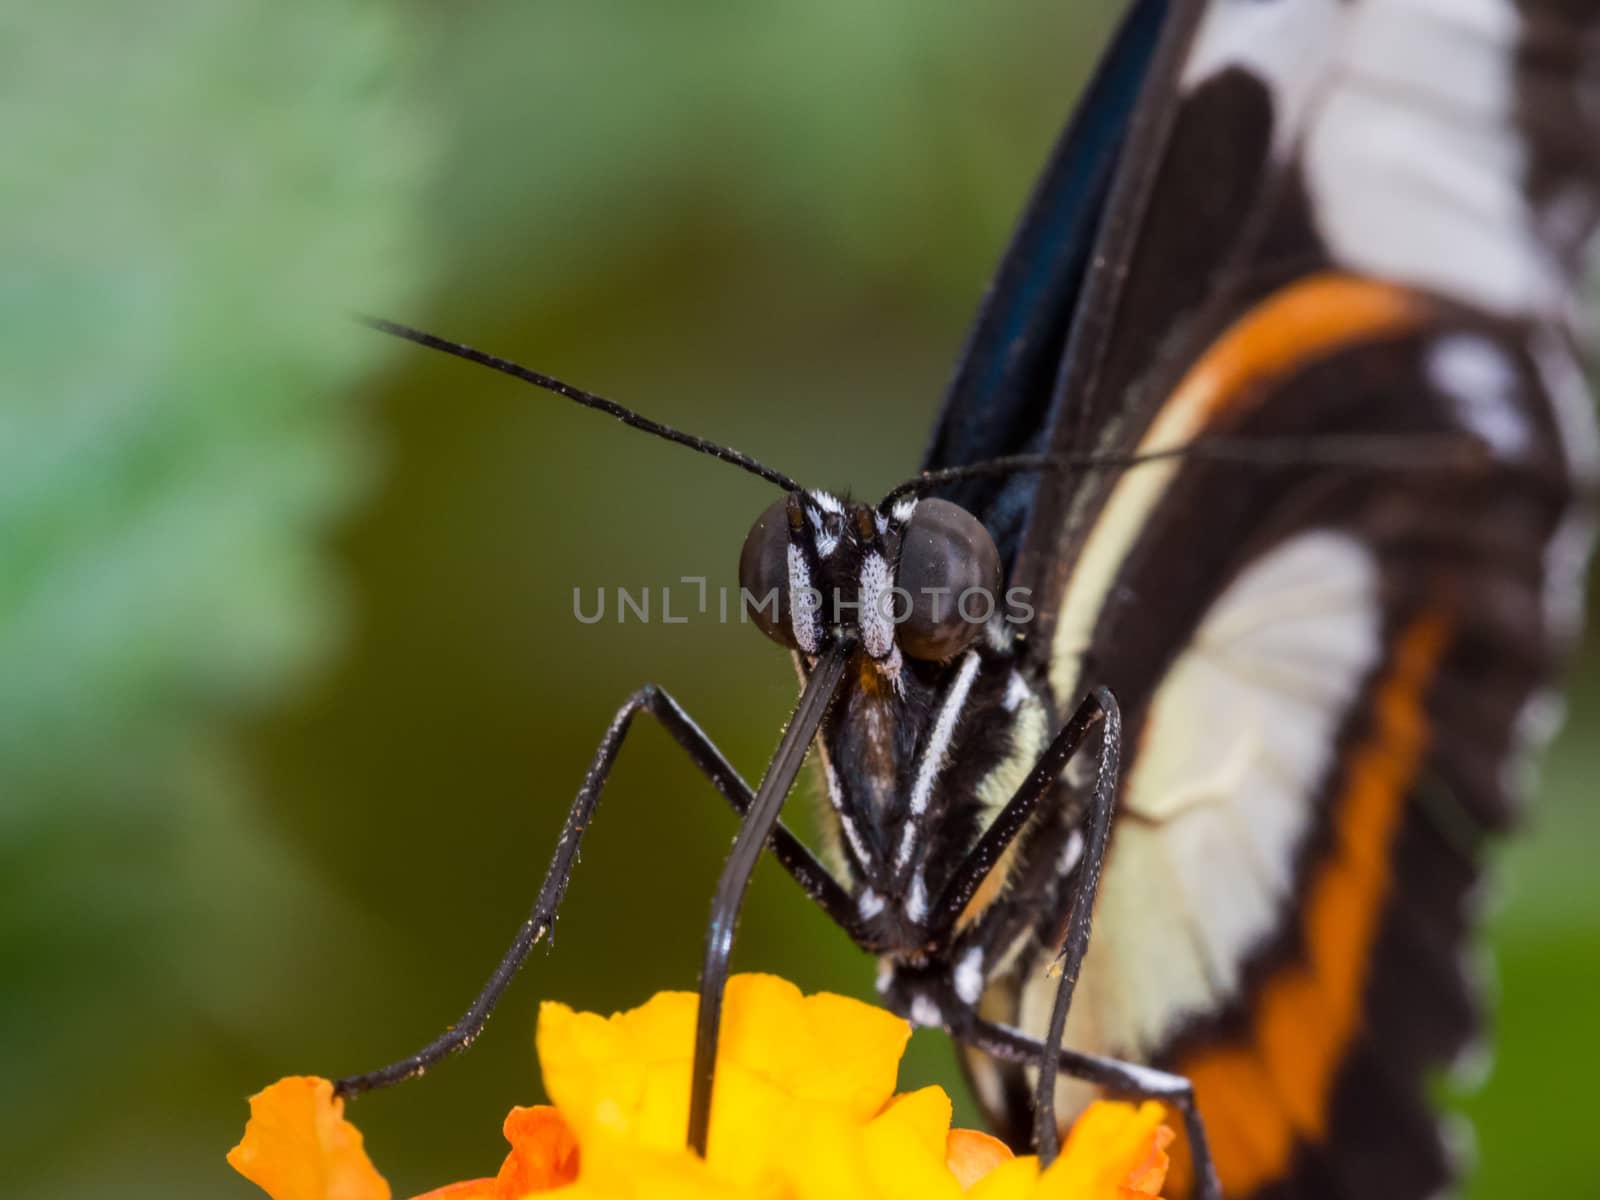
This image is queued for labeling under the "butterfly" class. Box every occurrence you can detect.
[336,1,1600,1197]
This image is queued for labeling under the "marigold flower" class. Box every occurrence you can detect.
[229,973,1170,1199]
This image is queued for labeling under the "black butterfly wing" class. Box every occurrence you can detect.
[919,0,1174,567]
[949,4,1600,1199]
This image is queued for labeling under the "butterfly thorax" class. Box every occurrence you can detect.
[804,629,1058,959]
[740,486,1056,955]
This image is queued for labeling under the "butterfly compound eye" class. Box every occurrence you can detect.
[895,499,1001,661]
[739,496,797,647]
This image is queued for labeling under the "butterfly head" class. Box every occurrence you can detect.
[738,489,1001,679]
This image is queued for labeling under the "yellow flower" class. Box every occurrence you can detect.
[228,973,1171,1199]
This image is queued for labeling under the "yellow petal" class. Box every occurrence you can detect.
[781,1106,878,1200]
[535,973,911,1189]
[780,1086,959,1200]
[779,984,911,1116]
[856,1087,966,1200]
[874,1087,955,1163]
[538,996,686,1143]
[555,1136,754,1200]
[227,1076,390,1200]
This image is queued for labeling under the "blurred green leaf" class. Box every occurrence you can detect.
[0,1,425,802]
[1,2,430,1194]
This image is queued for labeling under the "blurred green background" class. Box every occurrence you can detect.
[7,3,1596,1197]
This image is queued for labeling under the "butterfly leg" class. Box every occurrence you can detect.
[332,679,859,1098]
[924,685,1122,1150]
[1028,687,1119,1162]
[924,685,1218,1197]
[687,639,855,1153]
[929,687,1120,931]
[956,1018,1220,1200]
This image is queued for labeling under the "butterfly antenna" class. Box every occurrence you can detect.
[880,434,1491,508]
[360,316,803,493]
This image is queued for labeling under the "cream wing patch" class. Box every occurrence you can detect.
[1181,0,1341,153]
[1306,0,1559,320]
[1184,0,1556,320]
[1022,531,1383,1111]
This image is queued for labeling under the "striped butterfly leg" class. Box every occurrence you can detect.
[927,686,1119,1157]
[930,686,1219,1199]
[1027,687,1120,1164]
[333,681,860,1098]
[1003,696,1218,1200]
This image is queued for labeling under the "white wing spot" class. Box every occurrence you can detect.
[1056,828,1085,878]
[875,958,894,995]
[909,994,943,1028]
[1427,334,1528,458]
[954,947,985,1006]
[1188,0,1564,318]
[906,872,930,925]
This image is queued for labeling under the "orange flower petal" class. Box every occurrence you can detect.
[408,1181,496,1200]
[1036,1101,1172,1200]
[230,981,1166,1200]
[946,1128,1015,1190]
[495,1105,580,1195]
[965,1154,1041,1200]
[227,1076,390,1200]
[1119,1123,1173,1197]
